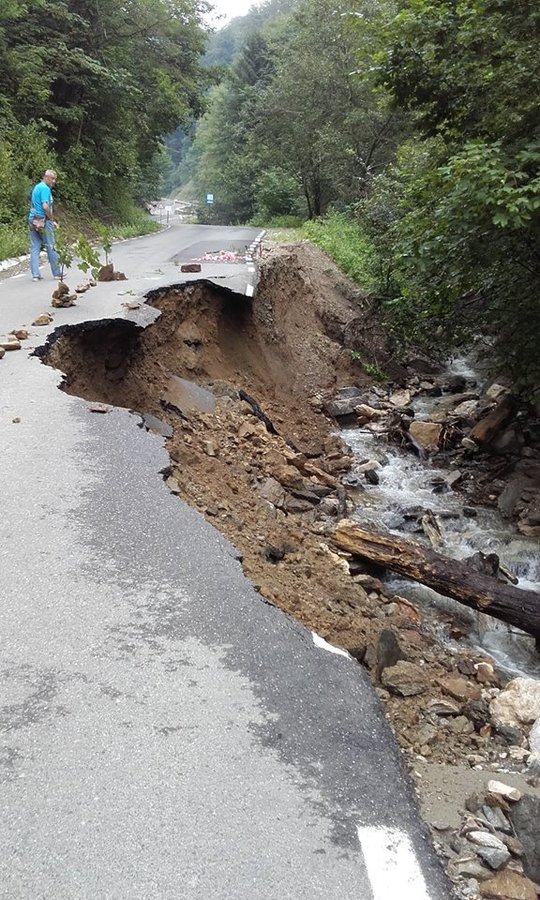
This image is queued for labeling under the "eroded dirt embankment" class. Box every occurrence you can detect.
[41,244,540,898]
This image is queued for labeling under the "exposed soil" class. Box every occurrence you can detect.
[41,243,540,898]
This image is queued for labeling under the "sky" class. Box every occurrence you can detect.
[205,0,260,26]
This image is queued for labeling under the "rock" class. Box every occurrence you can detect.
[257,478,285,506]
[375,629,407,679]
[494,722,525,746]
[485,383,508,402]
[427,698,462,716]
[32,313,53,326]
[454,858,492,880]
[492,425,522,455]
[389,388,411,407]
[166,476,181,494]
[355,403,383,421]
[486,780,522,802]
[202,440,217,457]
[75,282,92,292]
[476,847,511,871]
[476,662,498,685]
[381,661,428,696]
[444,374,467,393]
[462,437,480,452]
[480,869,537,899]
[9,328,28,340]
[51,291,76,308]
[510,794,540,883]
[364,468,380,485]
[325,396,362,418]
[468,831,508,852]
[0,346,5,359]
[180,263,202,273]
[0,339,21,350]
[454,399,480,418]
[481,805,512,834]
[490,678,540,726]
[439,676,482,703]
[449,715,475,734]
[463,506,478,517]
[409,421,442,451]
[446,470,463,488]
[528,717,540,760]
[88,403,111,414]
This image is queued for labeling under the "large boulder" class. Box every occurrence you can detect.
[408,421,442,451]
[490,678,540,726]
[510,794,540,885]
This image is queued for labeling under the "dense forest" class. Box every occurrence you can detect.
[1,0,539,387]
[178,0,540,389]
[0,0,207,255]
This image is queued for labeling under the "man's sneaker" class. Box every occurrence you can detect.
[32,276,41,282]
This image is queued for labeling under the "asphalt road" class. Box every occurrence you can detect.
[0,225,452,899]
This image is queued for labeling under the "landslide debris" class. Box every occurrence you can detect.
[40,242,540,900]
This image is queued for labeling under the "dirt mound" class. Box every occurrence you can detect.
[41,243,538,897]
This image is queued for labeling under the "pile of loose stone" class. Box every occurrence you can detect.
[322,368,540,537]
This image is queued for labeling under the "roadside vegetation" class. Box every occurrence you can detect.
[173,0,540,390]
[0,0,206,261]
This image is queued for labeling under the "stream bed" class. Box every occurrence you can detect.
[341,360,540,679]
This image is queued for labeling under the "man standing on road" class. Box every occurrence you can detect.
[29,169,61,282]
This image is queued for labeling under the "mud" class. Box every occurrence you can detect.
[40,243,539,896]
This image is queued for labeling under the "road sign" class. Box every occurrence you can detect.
[206,193,214,205]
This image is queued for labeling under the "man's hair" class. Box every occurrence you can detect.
[44,169,57,178]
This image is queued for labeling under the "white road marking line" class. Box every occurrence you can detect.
[312,632,351,659]
[358,826,433,900]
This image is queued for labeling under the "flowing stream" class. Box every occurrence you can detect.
[341,359,540,679]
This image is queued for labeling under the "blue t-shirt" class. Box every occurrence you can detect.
[29,182,53,222]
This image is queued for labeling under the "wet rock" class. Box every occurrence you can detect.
[443,374,467,393]
[510,794,540,884]
[355,403,383,422]
[461,437,480,452]
[479,869,537,899]
[325,392,363,418]
[475,662,498,685]
[490,678,540,726]
[454,399,480,418]
[381,661,428,696]
[364,468,380,485]
[491,425,523,456]
[463,506,478,517]
[389,388,411,407]
[485,384,508,402]
[409,420,442,451]
[445,470,463,489]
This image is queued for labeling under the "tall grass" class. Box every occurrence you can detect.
[302,213,378,291]
[0,222,28,261]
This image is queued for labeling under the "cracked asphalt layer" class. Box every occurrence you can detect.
[0,225,452,899]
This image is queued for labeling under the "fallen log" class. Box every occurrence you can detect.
[334,520,540,642]
[469,394,515,446]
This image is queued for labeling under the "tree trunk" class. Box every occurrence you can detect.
[334,520,540,641]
